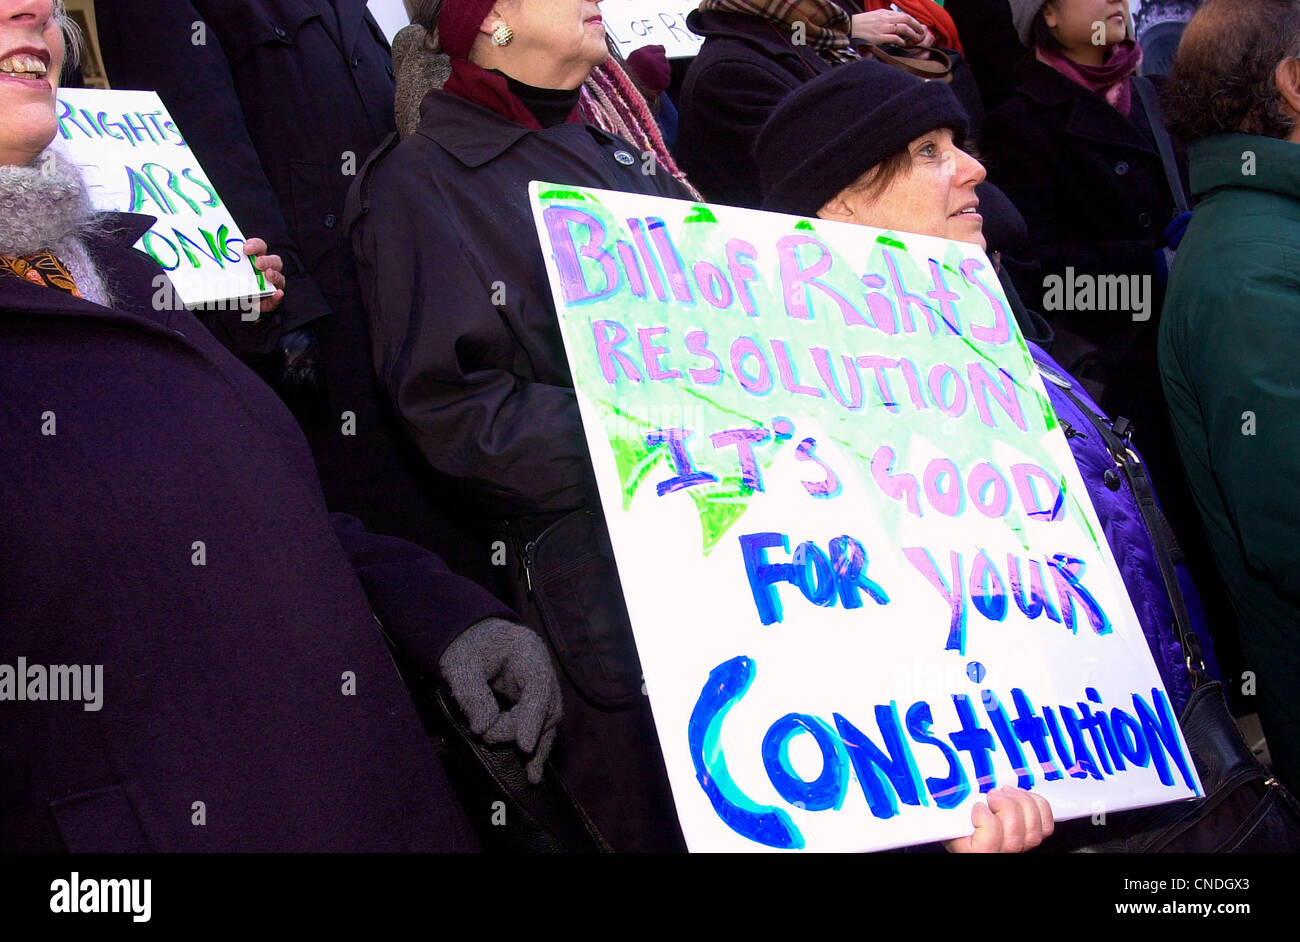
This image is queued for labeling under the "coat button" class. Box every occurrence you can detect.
[351,55,361,68]
[273,25,287,39]
[1103,468,1122,491]
[1138,212,1152,227]
[1114,161,1129,175]
[613,150,635,166]
[324,213,338,228]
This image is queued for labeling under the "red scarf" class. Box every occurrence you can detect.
[442,58,583,131]
[1036,40,1143,116]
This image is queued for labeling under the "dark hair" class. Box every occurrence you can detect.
[1163,0,1300,141]
[1029,5,1066,54]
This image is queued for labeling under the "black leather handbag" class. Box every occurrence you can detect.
[1055,389,1300,852]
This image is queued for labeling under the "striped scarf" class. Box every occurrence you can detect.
[697,0,860,63]
[580,56,702,199]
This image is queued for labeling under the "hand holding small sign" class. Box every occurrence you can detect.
[242,238,285,315]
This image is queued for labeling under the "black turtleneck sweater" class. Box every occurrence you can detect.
[501,72,583,129]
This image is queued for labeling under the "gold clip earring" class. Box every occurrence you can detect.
[491,21,514,46]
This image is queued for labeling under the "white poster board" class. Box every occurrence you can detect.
[53,89,271,310]
[602,1,705,58]
[529,183,1202,852]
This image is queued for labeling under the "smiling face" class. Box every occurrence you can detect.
[0,0,63,167]
[1043,0,1130,55]
[817,128,988,250]
[480,0,608,89]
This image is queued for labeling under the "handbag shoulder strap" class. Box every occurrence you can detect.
[1053,381,1209,685]
[1132,75,1190,215]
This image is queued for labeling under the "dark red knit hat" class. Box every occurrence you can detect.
[439,0,498,60]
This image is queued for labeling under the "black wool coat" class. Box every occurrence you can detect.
[676,9,984,210]
[93,0,504,593]
[0,214,513,852]
[981,60,1208,604]
[347,90,695,852]
[980,60,1188,347]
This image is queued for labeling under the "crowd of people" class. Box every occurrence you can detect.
[1,0,1296,853]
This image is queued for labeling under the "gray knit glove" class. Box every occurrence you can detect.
[439,618,562,784]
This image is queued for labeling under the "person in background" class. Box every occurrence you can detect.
[1,0,559,852]
[983,0,1178,403]
[944,0,1029,110]
[91,0,501,594]
[1158,0,1300,792]
[351,0,700,853]
[391,8,693,193]
[677,0,965,210]
[625,43,680,150]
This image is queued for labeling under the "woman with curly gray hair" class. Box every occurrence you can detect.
[1,0,551,853]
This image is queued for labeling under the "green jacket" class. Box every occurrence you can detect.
[1159,132,1300,788]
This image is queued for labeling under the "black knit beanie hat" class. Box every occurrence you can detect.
[755,58,970,217]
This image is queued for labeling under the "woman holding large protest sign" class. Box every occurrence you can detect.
[752,60,1252,852]
[754,55,1212,722]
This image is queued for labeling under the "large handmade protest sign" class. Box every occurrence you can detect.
[529,183,1202,852]
[602,1,705,58]
[52,89,270,309]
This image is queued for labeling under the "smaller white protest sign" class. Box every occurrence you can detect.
[53,89,272,310]
[602,1,705,58]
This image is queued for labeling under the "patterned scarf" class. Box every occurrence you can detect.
[1036,40,1143,116]
[697,0,860,63]
[0,149,107,304]
[0,251,82,297]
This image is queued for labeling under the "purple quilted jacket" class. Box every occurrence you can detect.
[1030,344,1216,714]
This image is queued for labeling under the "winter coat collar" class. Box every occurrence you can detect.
[1189,133,1300,203]
[686,9,831,80]
[415,87,620,169]
[1014,58,1154,157]
[441,58,582,133]
[0,212,178,328]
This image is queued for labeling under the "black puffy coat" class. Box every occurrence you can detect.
[94,0,504,593]
[944,0,1028,111]
[677,8,984,210]
[0,212,513,851]
[347,89,695,852]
